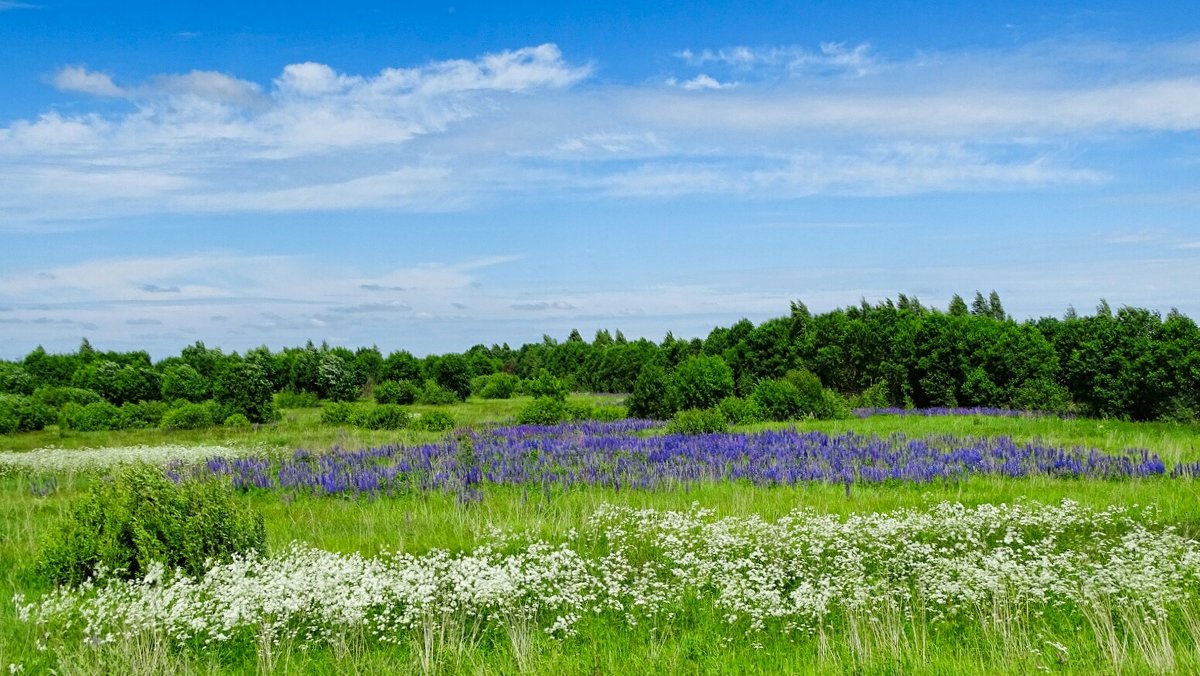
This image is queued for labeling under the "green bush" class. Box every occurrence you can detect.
[31,385,103,409]
[320,401,360,426]
[591,405,628,422]
[118,400,169,429]
[673,355,735,411]
[374,379,418,405]
[59,400,123,431]
[473,372,518,399]
[35,464,266,586]
[417,379,460,405]
[160,401,216,430]
[0,394,56,433]
[849,380,892,409]
[515,396,569,425]
[411,409,455,432]
[275,390,321,409]
[718,396,763,425]
[223,413,252,428]
[626,363,680,420]
[356,404,411,430]
[751,379,804,422]
[666,407,728,434]
[214,359,276,424]
[527,370,568,401]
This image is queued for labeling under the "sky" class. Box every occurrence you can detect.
[2,1,1200,360]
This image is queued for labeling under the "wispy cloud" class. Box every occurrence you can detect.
[1,39,1198,229]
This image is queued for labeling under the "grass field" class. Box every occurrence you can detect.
[2,398,1199,674]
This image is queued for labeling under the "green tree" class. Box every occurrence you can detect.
[213,358,276,423]
[673,355,735,411]
[626,363,679,420]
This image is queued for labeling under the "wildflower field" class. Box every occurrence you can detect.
[2,404,1200,674]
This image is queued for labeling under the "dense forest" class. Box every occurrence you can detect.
[1,291,1198,434]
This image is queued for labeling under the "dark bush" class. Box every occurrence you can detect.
[214,359,276,424]
[0,395,59,433]
[666,407,728,435]
[718,396,763,425]
[118,400,169,429]
[411,410,455,432]
[35,464,266,586]
[673,355,735,411]
[374,379,419,405]
[59,400,123,431]
[626,363,679,420]
[320,401,359,426]
[417,379,460,406]
[159,401,216,430]
[275,390,321,409]
[159,364,209,402]
[526,370,568,401]
[31,386,102,409]
[473,373,518,399]
[751,379,804,422]
[515,396,569,425]
[356,404,411,430]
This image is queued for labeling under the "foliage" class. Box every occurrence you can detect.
[59,400,123,431]
[0,362,35,395]
[317,353,361,402]
[0,394,58,434]
[665,407,728,434]
[591,404,628,422]
[34,464,266,586]
[515,396,572,425]
[159,364,209,403]
[717,396,763,425]
[213,359,276,424]
[223,413,252,428]
[373,379,418,405]
[471,372,519,399]
[626,363,679,420]
[417,379,460,406]
[320,402,359,426]
[672,355,735,411]
[117,400,169,429]
[526,369,568,401]
[410,410,456,432]
[274,390,321,409]
[355,404,412,430]
[428,353,472,400]
[160,402,217,430]
[751,379,804,422]
[30,385,103,409]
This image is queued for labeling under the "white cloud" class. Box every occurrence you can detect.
[52,65,125,97]
[676,74,734,90]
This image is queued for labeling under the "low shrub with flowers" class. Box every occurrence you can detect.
[15,499,1200,670]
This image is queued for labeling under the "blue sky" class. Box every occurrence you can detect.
[2,1,1200,359]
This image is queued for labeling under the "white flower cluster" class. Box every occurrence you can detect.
[0,444,265,473]
[15,500,1200,654]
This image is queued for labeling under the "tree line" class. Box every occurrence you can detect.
[1,291,1197,434]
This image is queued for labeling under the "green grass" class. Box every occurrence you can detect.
[3,403,1200,674]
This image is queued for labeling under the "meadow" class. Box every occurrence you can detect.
[2,397,1199,674]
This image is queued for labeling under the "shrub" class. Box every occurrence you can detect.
[515,397,569,425]
[591,405,628,422]
[666,407,728,434]
[356,404,411,430]
[274,390,321,409]
[213,359,276,424]
[564,400,594,422]
[223,413,252,428]
[673,355,735,411]
[751,379,804,422]
[473,373,518,399]
[160,401,216,430]
[31,386,103,409]
[34,464,266,586]
[159,364,209,402]
[0,362,35,395]
[320,401,359,426]
[417,379,460,406]
[118,400,169,429]
[527,370,568,401]
[718,396,763,425]
[626,363,679,420]
[0,395,57,433]
[374,379,418,405]
[59,400,123,431]
[817,388,853,420]
[850,380,892,409]
[411,410,455,432]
